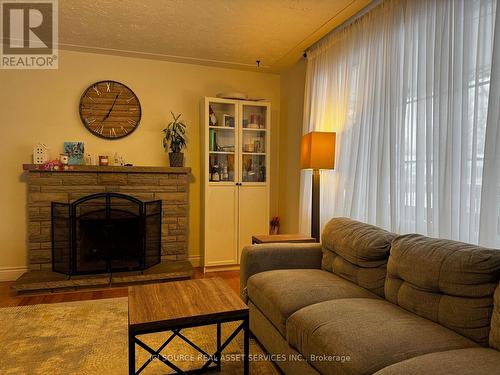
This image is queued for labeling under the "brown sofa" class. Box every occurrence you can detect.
[240,217,500,375]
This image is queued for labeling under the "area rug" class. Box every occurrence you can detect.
[0,298,278,374]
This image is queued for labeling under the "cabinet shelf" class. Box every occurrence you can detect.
[209,151,234,154]
[242,152,266,156]
[242,127,267,132]
[208,181,234,184]
[209,126,235,130]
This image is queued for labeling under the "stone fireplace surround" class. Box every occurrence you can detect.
[15,164,192,293]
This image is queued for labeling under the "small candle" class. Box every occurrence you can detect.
[99,155,109,166]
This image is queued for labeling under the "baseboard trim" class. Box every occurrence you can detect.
[188,256,201,268]
[0,267,28,282]
[203,265,240,273]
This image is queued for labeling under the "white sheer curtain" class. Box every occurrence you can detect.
[300,0,498,247]
[481,0,500,247]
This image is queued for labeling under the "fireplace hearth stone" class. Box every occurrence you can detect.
[12,261,192,293]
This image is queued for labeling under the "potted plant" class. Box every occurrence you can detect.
[163,112,187,167]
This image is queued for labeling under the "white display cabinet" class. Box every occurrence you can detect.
[201,97,270,271]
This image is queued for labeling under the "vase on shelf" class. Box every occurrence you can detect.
[169,152,184,167]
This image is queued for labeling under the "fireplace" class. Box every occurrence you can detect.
[51,192,162,275]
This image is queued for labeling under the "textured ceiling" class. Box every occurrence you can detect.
[59,0,371,72]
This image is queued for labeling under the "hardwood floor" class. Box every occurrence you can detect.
[0,269,240,308]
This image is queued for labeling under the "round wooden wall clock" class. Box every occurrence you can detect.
[79,80,141,139]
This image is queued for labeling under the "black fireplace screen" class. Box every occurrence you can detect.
[52,193,162,275]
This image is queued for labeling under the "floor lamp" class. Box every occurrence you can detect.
[300,132,336,241]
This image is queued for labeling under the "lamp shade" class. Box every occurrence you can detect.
[300,131,336,170]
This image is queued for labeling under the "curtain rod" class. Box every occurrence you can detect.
[306,0,383,54]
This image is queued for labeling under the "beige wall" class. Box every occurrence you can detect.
[0,50,280,277]
[278,59,307,234]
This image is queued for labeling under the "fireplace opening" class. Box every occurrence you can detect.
[52,193,162,275]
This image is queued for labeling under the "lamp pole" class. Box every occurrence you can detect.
[311,169,320,241]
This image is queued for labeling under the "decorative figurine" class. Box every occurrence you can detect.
[33,143,49,164]
[209,105,218,126]
[59,153,69,165]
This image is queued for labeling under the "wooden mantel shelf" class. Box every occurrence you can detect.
[22,164,191,174]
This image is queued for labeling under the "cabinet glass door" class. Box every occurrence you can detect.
[208,101,236,183]
[241,104,267,183]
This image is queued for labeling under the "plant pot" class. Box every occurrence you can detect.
[169,152,184,167]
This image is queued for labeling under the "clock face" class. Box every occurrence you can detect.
[79,80,141,139]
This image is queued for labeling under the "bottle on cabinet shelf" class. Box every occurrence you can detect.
[223,163,228,181]
[209,129,218,151]
[218,161,225,181]
[212,164,220,182]
[259,162,266,182]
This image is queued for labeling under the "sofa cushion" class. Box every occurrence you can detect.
[286,298,477,375]
[386,234,500,346]
[322,217,396,296]
[247,269,378,337]
[491,284,500,350]
[373,348,500,375]
[331,256,387,297]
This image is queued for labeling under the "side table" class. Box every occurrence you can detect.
[251,234,317,244]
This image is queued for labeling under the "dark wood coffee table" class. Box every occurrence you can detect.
[128,278,249,374]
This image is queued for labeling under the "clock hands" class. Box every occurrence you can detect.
[103,93,119,121]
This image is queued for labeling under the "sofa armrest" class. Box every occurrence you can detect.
[240,242,322,303]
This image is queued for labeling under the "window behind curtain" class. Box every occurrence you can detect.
[301,0,497,246]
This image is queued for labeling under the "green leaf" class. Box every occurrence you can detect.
[162,112,188,152]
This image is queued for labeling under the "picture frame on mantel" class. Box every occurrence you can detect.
[63,142,85,165]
